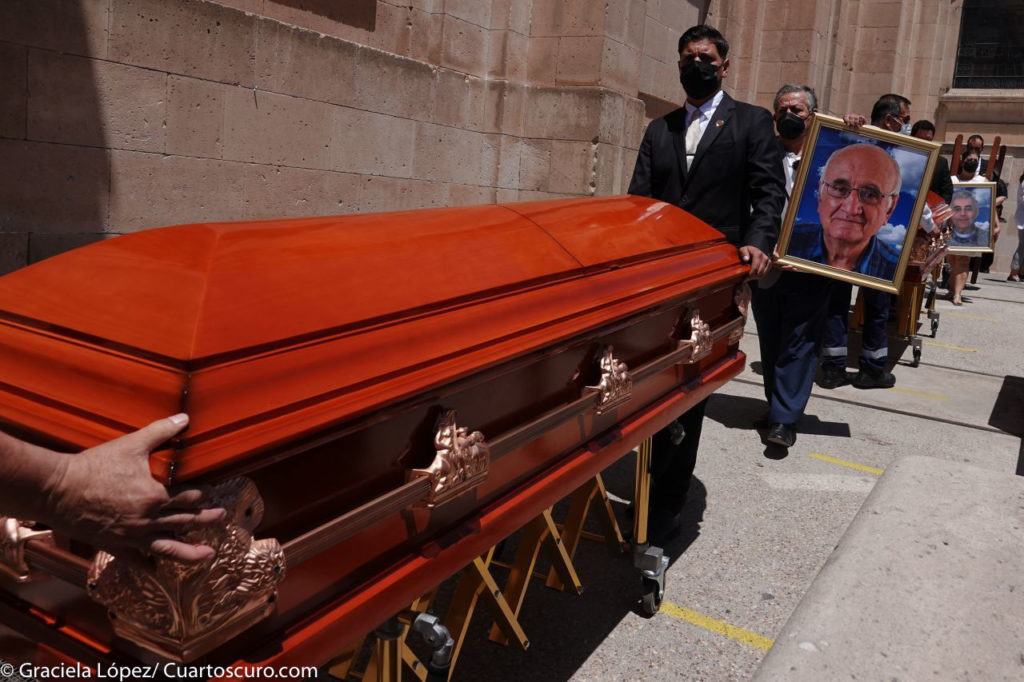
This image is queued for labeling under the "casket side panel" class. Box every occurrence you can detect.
[0,321,186,452]
[164,244,741,481]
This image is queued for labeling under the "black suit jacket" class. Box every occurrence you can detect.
[628,92,785,256]
[930,155,953,204]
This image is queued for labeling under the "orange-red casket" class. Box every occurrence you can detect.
[0,196,747,674]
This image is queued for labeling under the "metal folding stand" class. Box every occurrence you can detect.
[445,547,529,663]
[488,507,583,644]
[546,474,628,590]
[327,453,663,679]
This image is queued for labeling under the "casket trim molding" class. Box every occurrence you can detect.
[409,410,489,508]
[0,518,54,583]
[86,477,285,662]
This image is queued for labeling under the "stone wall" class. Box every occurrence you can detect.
[708,0,961,119]
[3,0,1019,276]
[0,0,706,274]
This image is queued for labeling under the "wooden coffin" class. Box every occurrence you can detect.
[0,196,747,674]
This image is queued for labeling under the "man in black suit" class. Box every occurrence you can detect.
[628,25,785,543]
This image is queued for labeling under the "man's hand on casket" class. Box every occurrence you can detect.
[739,245,771,279]
[43,414,227,563]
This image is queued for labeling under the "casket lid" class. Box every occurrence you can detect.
[0,196,740,481]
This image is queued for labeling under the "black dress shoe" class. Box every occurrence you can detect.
[851,369,895,389]
[818,365,848,389]
[765,423,796,448]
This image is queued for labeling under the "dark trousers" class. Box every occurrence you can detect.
[649,398,707,514]
[751,272,832,424]
[822,282,891,373]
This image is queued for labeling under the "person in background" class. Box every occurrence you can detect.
[964,134,1008,273]
[751,83,833,448]
[629,24,785,541]
[1011,171,1024,282]
[948,149,992,305]
[910,120,953,203]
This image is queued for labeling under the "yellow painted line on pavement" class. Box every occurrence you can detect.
[922,340,982,353]
[809,453,884,476]
[945,312,999,322]
[888,387,950,401]
[661,601,774,651]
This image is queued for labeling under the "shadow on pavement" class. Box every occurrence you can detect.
[705,393,851,438]
[987,376,1024,476]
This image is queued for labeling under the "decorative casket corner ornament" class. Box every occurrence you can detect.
[409,409,490,508]
[679,310,714,363]
[86,477,285,663]
[586,347,632,415]
[0,518,54,583]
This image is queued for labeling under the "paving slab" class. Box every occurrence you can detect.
[752,455,1024,682]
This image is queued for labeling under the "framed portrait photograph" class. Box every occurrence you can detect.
[775,113,941,294]
[946,181,996,254]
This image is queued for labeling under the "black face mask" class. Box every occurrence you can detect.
[963,158,979,173]
[776,112,805,140]
[680,60,721,100]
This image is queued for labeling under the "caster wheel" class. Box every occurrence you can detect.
[912,346,921,367]
[931,319,939,336]
[639,578,662,616]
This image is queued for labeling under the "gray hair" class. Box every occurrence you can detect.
[773,84,818,112]
[951,188,978,210]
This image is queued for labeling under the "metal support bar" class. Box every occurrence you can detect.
[488,508,582,646]
[545,474,626,591]
[633,438,653,546]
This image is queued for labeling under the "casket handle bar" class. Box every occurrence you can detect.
[17,314,744,583]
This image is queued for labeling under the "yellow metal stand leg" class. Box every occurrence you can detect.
[546,475,625,591]
[633,438,652,546]
[488,508,582,645]
[366,620,404,682]
[443,547,530,669]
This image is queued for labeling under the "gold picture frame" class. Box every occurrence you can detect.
[946,181,997,254]
[775,113,941,294]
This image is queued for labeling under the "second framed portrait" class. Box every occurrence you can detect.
[775,114,941,294]
[947,181,996,254]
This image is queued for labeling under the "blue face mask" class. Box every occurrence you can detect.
[900,122,912,135]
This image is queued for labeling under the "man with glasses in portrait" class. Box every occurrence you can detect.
[949,189,989,248]
[789,143,902,281]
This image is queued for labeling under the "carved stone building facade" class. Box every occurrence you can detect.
[1,0,1020,274]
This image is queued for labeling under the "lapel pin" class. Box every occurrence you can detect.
[715,120,725,127]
